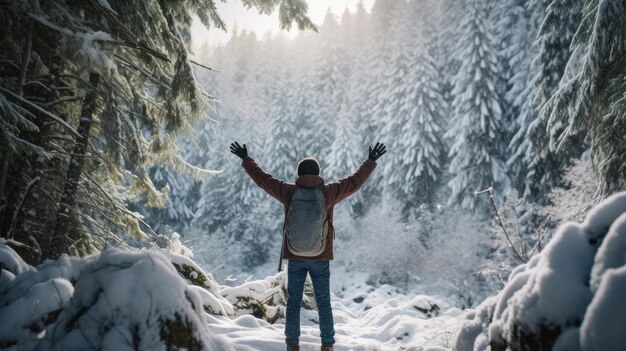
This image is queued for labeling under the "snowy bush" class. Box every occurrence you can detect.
[453,191,626,351]
[0,246,233,350]
[419,208,494,307]
[344,200,428,290]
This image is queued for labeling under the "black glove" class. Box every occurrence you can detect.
[368,142,387,161]
[230,141,248,160]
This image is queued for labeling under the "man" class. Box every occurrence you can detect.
[230,141,386,351]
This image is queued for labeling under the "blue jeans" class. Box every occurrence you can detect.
[285,260,335,346]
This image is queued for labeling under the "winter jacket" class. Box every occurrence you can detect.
[241,156,377,260]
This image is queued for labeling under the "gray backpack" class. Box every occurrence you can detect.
[284,187,328,257]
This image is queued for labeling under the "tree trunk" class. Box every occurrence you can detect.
[51,72,99,257]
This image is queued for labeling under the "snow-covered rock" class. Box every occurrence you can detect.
[0,246,233,351]
[453,191,626,351]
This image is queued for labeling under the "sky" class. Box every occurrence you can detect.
[191,0,375,51]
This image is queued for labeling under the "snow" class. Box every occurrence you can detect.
[211,283,461,351]
[580,265,626,351]
[0,244,464,351]
[454,191,626,350]
[96,0,118,15]
[0,241,31,275]
[0,278,73,341]
[589,211,626,291]
[80,31,115,70]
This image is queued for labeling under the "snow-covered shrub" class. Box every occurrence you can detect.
[453,191,626,351]
[338,200,429,290]
[0,246,82,348]
[0,242,34,295]
[0,246,233,350]
[419,208,495,308]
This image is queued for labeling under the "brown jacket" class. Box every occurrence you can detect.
[241,156,377,260]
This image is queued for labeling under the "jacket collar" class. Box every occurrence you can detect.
[295,175,324,188]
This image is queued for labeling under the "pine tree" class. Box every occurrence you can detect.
[354,0,405,208]
[286,32,318,159]
[508,0,583,203]
[543,0,626,195]
[328,103,360,181]
[311,11,348,163]
[267,85,300,180]
[446,0,509,210]
[387,48,447,211]
[491,0,534,143]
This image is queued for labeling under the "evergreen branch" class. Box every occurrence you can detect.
[0,54,21,70]
[190,60,219,73]
[23,80,53,93]
[83,172,159,239]
[90,0,170,62]
[113,54,171,90]
[597,51,626,91]
[44,96,83,108]
[0,86,82,138]
[6,176,39,239]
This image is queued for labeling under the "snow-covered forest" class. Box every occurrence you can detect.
[1,0,625,350]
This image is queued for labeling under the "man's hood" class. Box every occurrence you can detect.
[295,175,324,188]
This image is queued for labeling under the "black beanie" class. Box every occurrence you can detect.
[297,157,320,176]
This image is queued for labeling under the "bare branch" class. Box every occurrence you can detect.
[475,187,527,263]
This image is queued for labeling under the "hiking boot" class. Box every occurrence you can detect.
[321,345,333,351]
[286,344,299,351]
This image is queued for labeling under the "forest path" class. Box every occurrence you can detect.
[209,285,462,351]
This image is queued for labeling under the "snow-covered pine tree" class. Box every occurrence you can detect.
[446,0,510,210]
[366,0,409,137]
[311,11,348,164]
[508,0,582,203]
[436,0,466,104]
[379,0,446,212]
[390,48,447,212]
[356,0,403,141]
[328,101,360,184]
[543,0,626,195]
[491,0,534,146]
[267,84,300,181]
[379,0,415,143]
[286,31,319,159]
[355,0,405,208]
[339,2,371,215]
[490,0,538,193]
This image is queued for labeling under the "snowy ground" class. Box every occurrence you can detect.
[209,283,462,351]
[0,242,462,351]
[4,189,623,351]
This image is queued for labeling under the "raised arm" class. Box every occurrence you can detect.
[230,142,293,205]
[325,142,386,204]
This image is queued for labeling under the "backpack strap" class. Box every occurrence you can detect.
[278,186,299,272]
